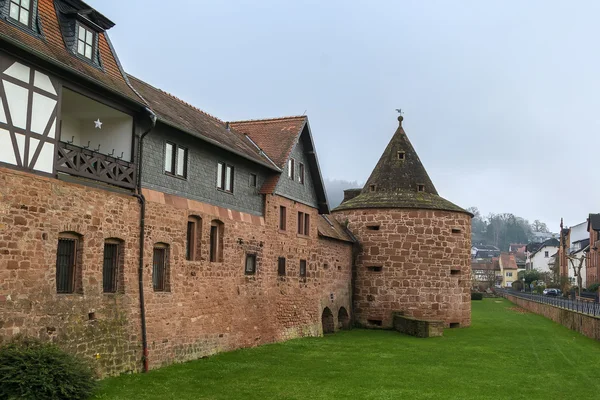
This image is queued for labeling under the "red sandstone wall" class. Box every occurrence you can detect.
[0,168,142,375]
[505,294,600,341]
[587,230,599,286]
[333,208,472,328]
[0,168,353,375]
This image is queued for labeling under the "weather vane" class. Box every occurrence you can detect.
[395,108,403,116]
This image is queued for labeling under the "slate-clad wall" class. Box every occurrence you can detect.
[275,135,318,208]
[141,123,269,216]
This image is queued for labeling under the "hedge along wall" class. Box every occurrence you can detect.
[504,294,600,341]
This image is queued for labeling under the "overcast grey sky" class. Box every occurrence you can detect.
[88,0,600,229]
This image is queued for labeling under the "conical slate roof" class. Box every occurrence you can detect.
[334,116,470,215]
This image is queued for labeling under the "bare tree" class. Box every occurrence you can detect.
[482,267,499,289]
[567,254,585,293]
[531,219,550,233]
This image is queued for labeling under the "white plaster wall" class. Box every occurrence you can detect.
[531,246,558,273]
[60,115,82,147]
[567,251,587,288]
[570,222,588,247]
[79,118,132,161]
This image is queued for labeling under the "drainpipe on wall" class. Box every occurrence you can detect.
[133,107,157,373]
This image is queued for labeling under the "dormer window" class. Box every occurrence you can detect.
[77,24,95,59]
[417,184,425,192]
[397,151,405,160]
[9,0,31,26]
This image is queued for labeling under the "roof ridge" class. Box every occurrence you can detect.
[230,115,306,124]
[126,74,225,125]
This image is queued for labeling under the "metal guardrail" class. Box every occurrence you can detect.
[497,289,600,317]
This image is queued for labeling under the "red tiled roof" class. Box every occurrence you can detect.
[499,253,518,269]
[229,116,306,168]
[128,76,279,170]
[230,116,306,194]
[471,260,499,271]
[0,0,142,104]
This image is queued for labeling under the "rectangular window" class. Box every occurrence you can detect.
[217,162,234,193]
[103,242,119,293]
[245,254,256,275]
[56,238,76,293]
[152,246,169,292]
[176,147,187,177]
[299,163,305,184]
[298,211,304,234]
[209,221,224,262]
[249,173,257,187]
[304,213,310,235]
[288,159,295,179]
[216,162,223,189]
[367,266,383,272]
[278,257,286,276]
[185,217,202,261]
[545,251,549,258]
[164,142,174,173]
[210,226,218,262]
[9,0,30,26]
[299,259,307,278]
[77,24,95,59]
[297,212,309,235]
[279,206,287,231]
[164,142,187,178]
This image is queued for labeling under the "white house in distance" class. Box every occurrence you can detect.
[526,238,559,273]
[566,221,589,288]
[568,238,589,288]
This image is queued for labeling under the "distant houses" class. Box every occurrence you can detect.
[558,220,590,289]
[525,238,559,274]
[471,245,501,259]
[499,253,520,288]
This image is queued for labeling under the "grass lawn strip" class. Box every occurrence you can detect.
[94,299,600,400]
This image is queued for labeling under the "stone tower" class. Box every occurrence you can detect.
[333,116,472,328]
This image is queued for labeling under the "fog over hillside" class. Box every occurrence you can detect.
[324,178,363,209]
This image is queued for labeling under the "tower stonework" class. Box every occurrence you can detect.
[333,116,472,328]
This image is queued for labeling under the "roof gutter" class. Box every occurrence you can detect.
[132,107,157,373]
[0,34,146,109]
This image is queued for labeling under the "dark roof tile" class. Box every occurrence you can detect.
[333,116,470,215]
[127,75,279,170]
[317,215,355,243]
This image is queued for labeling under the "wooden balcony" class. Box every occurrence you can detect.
[55,141,136,189]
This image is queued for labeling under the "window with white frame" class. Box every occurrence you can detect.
[217,162,234,193]
[77,24,95,59]
[9,0,31,26]
[298,162,305,184]
[287,159,294,179]
[164,142,187,178]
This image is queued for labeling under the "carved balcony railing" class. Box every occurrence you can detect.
[55,142,136,189]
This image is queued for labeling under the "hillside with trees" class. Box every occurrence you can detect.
[468,207,552,251]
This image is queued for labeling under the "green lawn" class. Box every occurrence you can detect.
[94,299,600,399]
